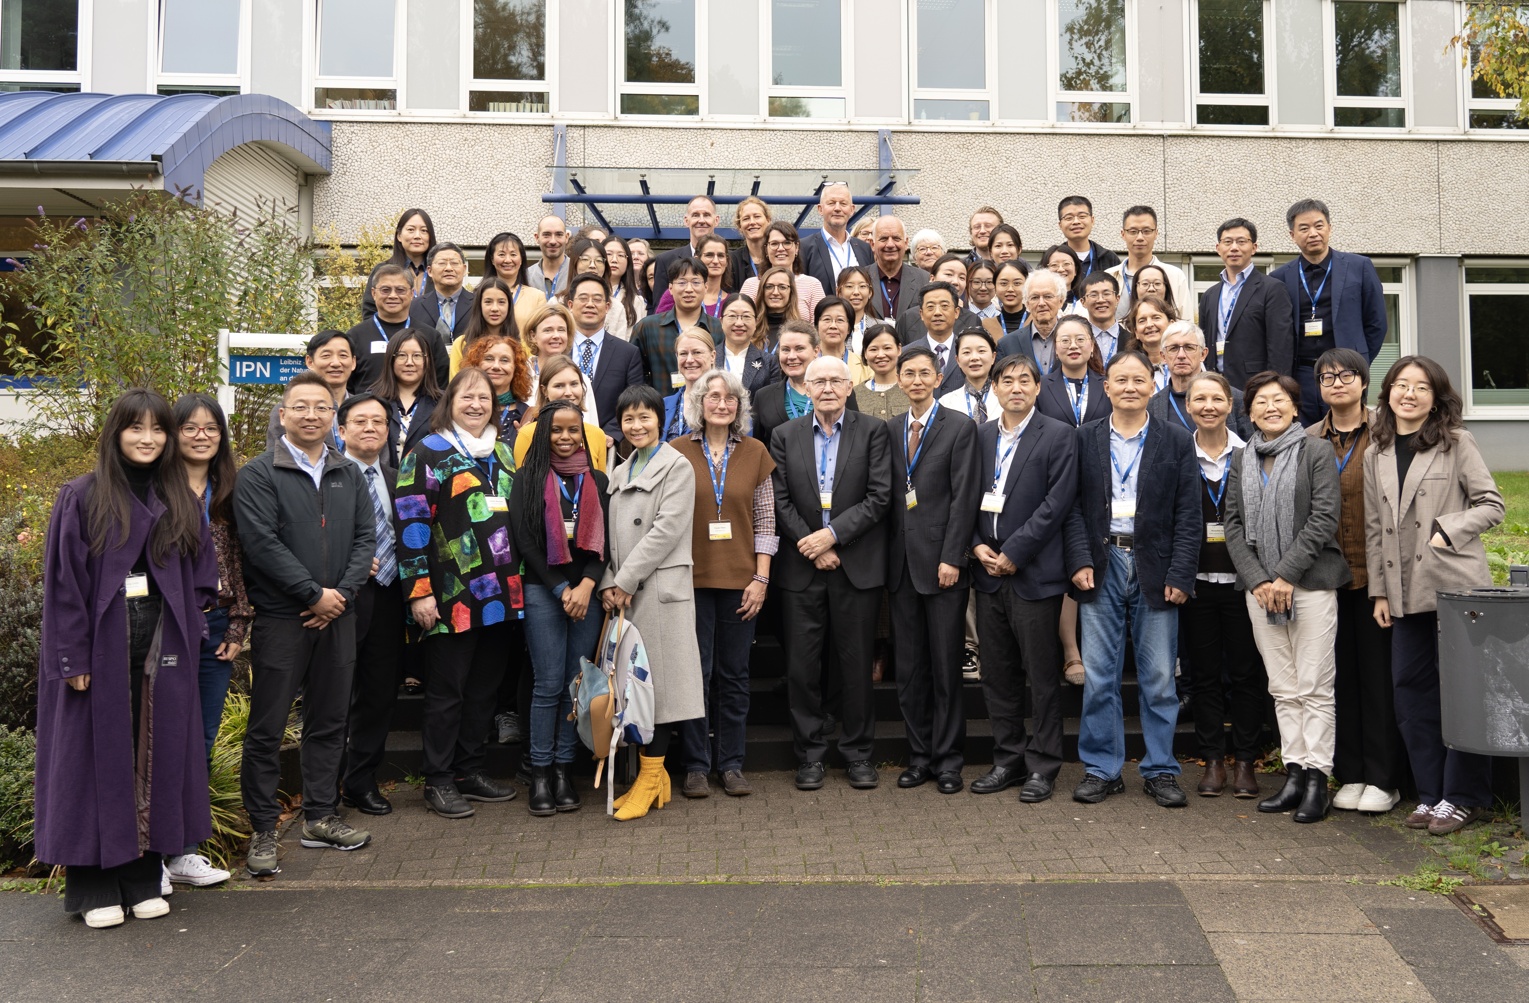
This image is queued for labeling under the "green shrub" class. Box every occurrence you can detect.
[200,685,297,869]
[0,512,43,733]
[0,725,36,872]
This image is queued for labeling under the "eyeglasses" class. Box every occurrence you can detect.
[1163,344,1202,356]
[1392,381,1433,397]
[670,279,705,290]
[1123,228,1158,238]
[395,352,425,363]
[806,378,852,390]
[569,294,606,305]
[703,393,739,407]
[1317,369,1361,387]
[1218,237,1254,248]
[374,285,412,297]
[995,279,1025,290]
[766,240,797,250]
[1056,336,1092,348]
[1060,213,1092,224]
[968,278,994,288]
[180,424,221,438]
[345,418,388,430]
[284,403,335,417]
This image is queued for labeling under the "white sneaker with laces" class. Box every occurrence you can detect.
[160,862,173,896]
[1331,783,1366,810]
[84,905,125,929]
[1356,786,1402,813]
[131,897,170,920]
[165,852,232,887]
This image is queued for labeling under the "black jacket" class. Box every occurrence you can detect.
[345,305,450,394]
[752,379,860,449]
[384,394,439,466]
[729,345,781,396]
[1199,267,1295,391]
[582,334,646,439]
[971,411,1079,600]
[1035,369,1111,427]
[887,404,979,594]
[798,229,874,296]
[509,467,611,593]
[415,289,474,342]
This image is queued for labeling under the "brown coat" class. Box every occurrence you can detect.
[1306,411,1373,591]
[1363,429,1503,616]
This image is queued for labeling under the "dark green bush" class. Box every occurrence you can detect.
[0,725,35,871]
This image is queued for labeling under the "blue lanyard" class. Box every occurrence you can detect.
[664,390,688,440]
[1203,468,1229,512]
[992,423,1024,491]
[448,432,498,489]
[879,277,896,315]
[1335,434,1359,474]
[373,314,408,341]
[1167,392,1193,430]
[817,424,838,496]
[511,285,522,307]
[1111,430,1147,496]
[963,388,985,419]
[559,472,583,524]
[905,403,936,486]
[1066,378,1086,424]
[702,436,731,519]
[1120,268,1133,300]
[703,296,723,318]
[1299,257,1333,319]
[785,385,810,420]
[1218,273,1244,338]
[821,232,853,275]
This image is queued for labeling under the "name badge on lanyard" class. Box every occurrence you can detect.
[709,520,733,541]
[980,491,1005,514]
[1205,521,1226,543]
[820,491,833,510]
[1304,319,1324,338]
[485,495,508,513]
[125,573,149,598]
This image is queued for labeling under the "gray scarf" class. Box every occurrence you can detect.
[1239,422,1306,624]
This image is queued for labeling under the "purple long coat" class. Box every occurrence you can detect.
[34,474,217,869]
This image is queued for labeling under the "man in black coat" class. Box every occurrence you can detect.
[415,242,473,343]
[771,356,892,793]
[566,273,644,438]
[1199,218,1294,393]
[886,346,979,794]
[345,263,448,393]
[797,182,874,293]
[648,195,719,304]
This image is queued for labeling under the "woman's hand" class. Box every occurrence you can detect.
[563,580,595,621]
[1373,596,1392,629]
[601,586,634,611]
[1266,577,1294,614]
[66,674,90,692]
[214,640,240,661]
[412,595,440,631]
[738,580,767,620]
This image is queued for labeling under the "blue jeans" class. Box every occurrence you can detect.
[680,588,757,774]
[523,583,602,767]
[197,607,232,764]
[1078,546,1181,780]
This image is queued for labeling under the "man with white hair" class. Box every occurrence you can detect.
[800,182,874,293]
[995,269,1068,376]
[869,215,930,321]
[770,354,893,793]
[1147,321,1253,439]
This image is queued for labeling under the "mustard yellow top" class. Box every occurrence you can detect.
[446,283,549,378]
[512,419,609,471]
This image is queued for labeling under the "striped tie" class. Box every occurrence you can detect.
[365,467,396,586]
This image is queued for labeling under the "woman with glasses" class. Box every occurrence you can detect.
[1040,245,1088,316]
[372,330,443,466]
[1365,356,1503,836]
[603,235,647,335]
[716,293,780,395]
[911,229,945,272]
[835,265,883,355]
[1125,296,1178,392]
[966,259,1000,320]
[814,296,872,385]
[655,234,731,318]
[751,266,801,349]
[662,329,718,442]
[740,221,824,321]
[1124,263,1181,326]
[482,231,548,334]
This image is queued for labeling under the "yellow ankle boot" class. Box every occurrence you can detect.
[614,755,670,821]
[612,762,670,809]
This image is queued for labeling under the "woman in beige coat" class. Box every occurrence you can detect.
[601,384,705,820]
[1364,355,1504,837]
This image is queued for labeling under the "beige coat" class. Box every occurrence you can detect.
[1363,428,1503,615]
[601,444,706,724]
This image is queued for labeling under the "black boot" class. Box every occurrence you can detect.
[527,766,556,817]
[1257,764,1305,813]
[1293,768,1331,823]
[551,763,582,812]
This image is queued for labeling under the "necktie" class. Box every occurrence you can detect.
[365,467,396,586]
[934,344,947,373]
[907,418,922,465]
[580,340,595,380]
[971,391,987,425]
[441,295,455,330]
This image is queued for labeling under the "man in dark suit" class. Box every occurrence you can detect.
[1147,321,1254,440]
[896,282,965,393]
[753,320,858,447]
[771,356,892,792]
[566,272,644,438]
[648,195,719,304]
[868,215,930,321]
[1034,316,1111,427]
[995,270,1066,377]
[345,264,447,393]
[1200,218,1294,393]
[895,254,983,346]
[417,242,473,343]
[886,346,979,794]
[798,182,874,294]
[970,354,1079,801]
[1063,350,1200,809]
[1268,199,1387,424]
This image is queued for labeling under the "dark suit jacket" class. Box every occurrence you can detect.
[1147,385,1253,440]
[799,230,874,296]
[648,242,697,305]
[894,305,982,346]
[728,246,765,292]
[416,290,473,342]
[994,326,1041,371]
[1062,416,1201,609]
[1268,249,1388,364]
[1035,369,1111,427]
[1199,267,1295,391]
[584,335,645,438]
[384,393,438,465]
[888,404,979,594]
[770,409,892,592]
[869,264,930,320]
[751,379,860,449]
[733,345,781,397]
[970,412,1080,600]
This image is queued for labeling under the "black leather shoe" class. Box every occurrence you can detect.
[1072,774,1125,804]
[970,766,1022,794]
[455,772,517,802]
[551,763,581,812]
[1292,768,1331,823]
[514,752,532,787]
[1018,773,1053,803]
[1258,764,1306,814]
[527,766,556,816]
[897,765,931,788]
[342,788,393,816]
[1144,774,1188,808]
[424,783,474,819]
[936,771,964,794]
[845,760,880,789]
[795,761,826,791]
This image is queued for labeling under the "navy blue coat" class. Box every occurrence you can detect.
[1268,249,1388,363]
[971,411,1079,600]
[1035,369,1111,427]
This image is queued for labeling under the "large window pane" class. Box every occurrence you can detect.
[1334,105,1403,127]
[625,0,694,85]
[1059,0,1125,93]
[474,0,544,81]
[319,0,394,78]
[772,0,839,88]
[1196,104,1269,125]
[1468,293,1529,406]
[1198,0,1262,95]
[0,0,77,72]
[1334,1,1400,98]
[915,98,989,120]
[917,0,984,91]
[162,0,239,75]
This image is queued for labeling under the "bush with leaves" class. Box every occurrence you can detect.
[1453,5,1529,118]
[0,725,35,872]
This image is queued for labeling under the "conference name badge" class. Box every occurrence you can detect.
[1205,521,1226,544]
[905,487,918,510]
[819,491,833,510]
[980,491,1005,514]
[1111,498,1136,520]
[670,371,685,388]
[708,520,733,541]
[564,519,576,541]
[370,340,389,353]
[125,573,149,598]
[1303,319,1323,338]
[485,495,508,513]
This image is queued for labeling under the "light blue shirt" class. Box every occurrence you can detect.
[1107,417,1149,536]
[281,436,332,492]
[573,328,606,376]
[1092,324,1121,362]
[812,414,844,534]
[346,453,387,482]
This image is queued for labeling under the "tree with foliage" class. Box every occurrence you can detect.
[473,0,546,81]
[1454,3,1529,117]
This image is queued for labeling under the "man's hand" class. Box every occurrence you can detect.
[798,528,837,561]
[937,562,961,589]
[813,550,841,571]
[1164,586,1189,605]
[1071,567,1095,591]
[303,588,347,628]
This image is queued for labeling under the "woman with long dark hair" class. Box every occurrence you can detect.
[371,329,443,465]
[482,231,548,333]
[604,234,647,334]
[36,389,216,927]
[361,209,438,317]
[739,221,824,320]
[1039,244,1087,314]
[835,265,883,355]
[447,276,520,378]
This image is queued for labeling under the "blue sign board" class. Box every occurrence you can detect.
[229,354,309,385]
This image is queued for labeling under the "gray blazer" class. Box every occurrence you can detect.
[1362,429,1504,616]
[1224,434,1352,593]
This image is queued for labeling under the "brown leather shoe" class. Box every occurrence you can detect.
[1231,760,1260,798]
[1197,759,1226,797]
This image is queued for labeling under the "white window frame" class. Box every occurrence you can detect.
[307,0,405,114]
[1325,0,1410,130]
[460,0,554,116]
[617,0,706,118]
[1189,0,1275,127]
[1461,259,1529,417]
[1048,0,1138,126]
[0,0,89,92]
[1460,2,1528,130]
[761,0,851,121]
[154,0,249,95]
[907,0,995,124]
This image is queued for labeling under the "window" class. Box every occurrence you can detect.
[467,0,548,113]
[158,0,242,97]
[1464,265,1529,411]
[1055,0,1131,123]
[912,0,990,121]
[1330,0,1405,128]
[1465,6,1529,130]
[0,0,81,92]
[767,0,845,119]
[621,0,699,116]
[314,0,398,111]
[1194,0,1269,125]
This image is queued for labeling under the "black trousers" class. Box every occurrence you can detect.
[1184,582,1267,762]
[342,577,405,796]
[975,589,1064,780]
[781,569,878,764]
[889,578,968,774]
[241,613,357,830]
[1392,611,1493,807]
[1333,586,1403,789]
[422,624,508,786]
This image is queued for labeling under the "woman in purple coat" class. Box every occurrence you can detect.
[35,389,217,928]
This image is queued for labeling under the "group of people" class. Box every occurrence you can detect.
[34,187,1505,930]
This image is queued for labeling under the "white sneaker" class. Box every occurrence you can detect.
[130,897,170,920]
[165,852,232,887]
[160,862,173,896]
[1331,783,1366,810]
[83,905,125,929]
[1357,786,1402,813]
